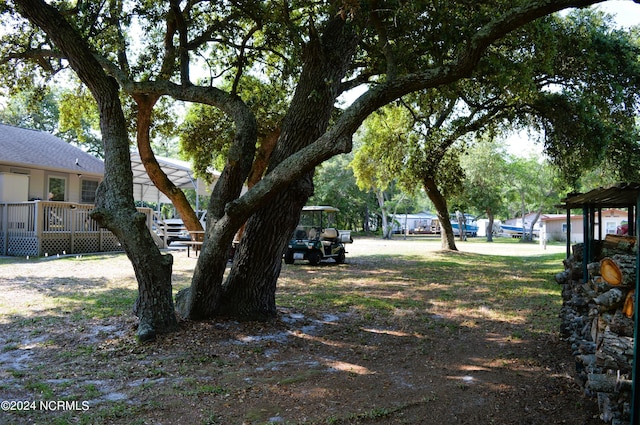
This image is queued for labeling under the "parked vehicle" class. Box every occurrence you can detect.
[158,210,206,245]
[284,206,353,265]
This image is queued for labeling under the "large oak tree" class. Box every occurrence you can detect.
[3,0,622,339]
[352,9,640,250]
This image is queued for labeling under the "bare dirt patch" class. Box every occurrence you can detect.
[0,238,600,424]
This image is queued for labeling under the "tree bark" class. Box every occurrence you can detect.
[234,128,281,241]
[525,205,543,241]
[596,328,633,373]
[486,207,494,242]
[218,17,359,319]
[179,98,258,320]
[610,308,634,336]
[602,234,636,253]
[586,373,632,393]
[14,0,178,340]
[376,190,393,239]
[593,287,625,312]
[134,94,204,234]
[219,178,312,319]
[247,128,281,188]
[423,177,457,250]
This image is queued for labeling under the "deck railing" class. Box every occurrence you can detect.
[0,201,155,257]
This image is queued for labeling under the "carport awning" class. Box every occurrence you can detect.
[559,182,640,209]
[129,151,219,203]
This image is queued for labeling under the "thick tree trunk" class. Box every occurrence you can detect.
[91,119,178,341]
[486,208,494,242]
[234,128,281,241]
[521,204,543,242]
[363,205,371,232]
[423,178,457,250]
[178,113,257,320]
[376,190,393,239]
[218,17,358,319]
[95,107,178,342]
[176,84,259,321]
[177,212,240,319]
[219,176,312,319]
[15,0,178,341]
[123,223,176,341]
[456,210,466,241]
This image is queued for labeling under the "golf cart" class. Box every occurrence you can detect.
[284,206,352,265]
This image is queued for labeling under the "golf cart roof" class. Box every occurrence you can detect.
[302,206,340,212]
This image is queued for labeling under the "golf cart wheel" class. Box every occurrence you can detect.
[308,250,321,266]
[284,251,294,265]
[335,250,346,264]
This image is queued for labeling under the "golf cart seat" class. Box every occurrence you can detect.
[294,227,307,240]
[321,228,338,240]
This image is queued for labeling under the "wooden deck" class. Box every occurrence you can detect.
[0,201,157,257]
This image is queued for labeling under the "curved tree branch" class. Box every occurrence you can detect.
[169,0,190,85]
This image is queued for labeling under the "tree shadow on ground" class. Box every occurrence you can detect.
[0,250,600,424]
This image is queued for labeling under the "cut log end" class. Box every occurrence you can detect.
[623,289,635,318]
[599,255,636,287]
[600,258,623,286]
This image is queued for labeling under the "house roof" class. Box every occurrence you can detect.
[541,213,581,222]
[0,123,104,175]
[0,123,218,204]
[543,209,629,222]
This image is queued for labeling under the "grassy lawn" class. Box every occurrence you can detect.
[0,237,574,425]
[279,238,565,334]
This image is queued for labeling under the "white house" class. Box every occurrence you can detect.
[0,124,212,256]
[540,209,628,243]
[0,123,104,204]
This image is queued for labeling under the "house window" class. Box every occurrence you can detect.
[562,223,567,234]
[48,176,66,201]
[81,180,99,203]
[605,221,617,235]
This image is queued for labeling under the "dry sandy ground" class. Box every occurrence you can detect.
[0,236,599,425]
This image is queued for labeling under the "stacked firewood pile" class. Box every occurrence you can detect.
[557,234,636,425]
